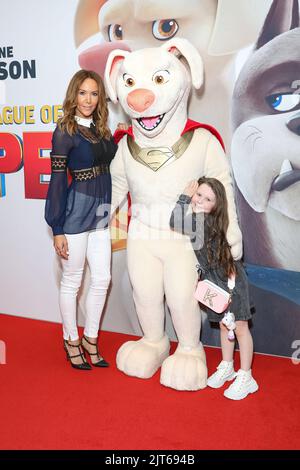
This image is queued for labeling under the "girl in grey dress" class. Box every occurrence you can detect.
[170,177,258,400]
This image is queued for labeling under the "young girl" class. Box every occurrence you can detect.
[170,177,258,400]
[45,70,118,370]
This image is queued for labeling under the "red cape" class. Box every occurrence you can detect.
[113,119,225,151]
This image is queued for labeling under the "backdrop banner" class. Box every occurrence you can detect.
[0,0,299,358]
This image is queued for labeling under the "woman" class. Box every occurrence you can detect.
[45,70,117,370]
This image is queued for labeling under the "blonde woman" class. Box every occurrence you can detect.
[45,70,117,370]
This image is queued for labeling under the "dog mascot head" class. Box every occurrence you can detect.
[105,38,203,139]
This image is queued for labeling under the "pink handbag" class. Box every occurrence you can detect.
[194,277,235,314]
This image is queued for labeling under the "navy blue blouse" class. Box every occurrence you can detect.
[45,122,117,235]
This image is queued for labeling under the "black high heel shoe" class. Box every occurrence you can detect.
[81,335,109,367]
[63,340,92,370]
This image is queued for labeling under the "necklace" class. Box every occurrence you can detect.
[75,115,93,128]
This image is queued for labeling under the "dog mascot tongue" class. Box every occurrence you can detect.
[105,38,242,391]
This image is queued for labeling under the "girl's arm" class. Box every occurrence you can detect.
[170,194,204,249]
[170,193,192,233]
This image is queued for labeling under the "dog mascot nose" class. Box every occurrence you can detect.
[127,89,155,112]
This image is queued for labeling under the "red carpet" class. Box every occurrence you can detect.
[0,313,299,450]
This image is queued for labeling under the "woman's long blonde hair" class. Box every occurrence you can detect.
[58,69,111,139]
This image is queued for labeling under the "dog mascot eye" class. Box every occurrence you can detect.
[266,93,300,112]
[152,70,170,85]
[123,73,135,87]
[108,24,123,41]
[152,19,179,41]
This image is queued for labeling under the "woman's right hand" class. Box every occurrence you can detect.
[53,235,69,260]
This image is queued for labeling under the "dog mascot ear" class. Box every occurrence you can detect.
[105,50,130,103]
[161,38,204,90]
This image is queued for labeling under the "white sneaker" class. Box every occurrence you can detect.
[207,360,236,389]
[224,369,259,400]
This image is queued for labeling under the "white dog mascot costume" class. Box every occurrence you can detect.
[105,38,242,391]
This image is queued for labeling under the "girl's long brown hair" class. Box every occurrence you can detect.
[58,69,111,139]
[197,177,236,277]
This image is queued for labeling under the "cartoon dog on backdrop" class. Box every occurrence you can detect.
[229,0,300,358]
[104,38,242,391]
[74,0,272,147]
[231,0,300,272]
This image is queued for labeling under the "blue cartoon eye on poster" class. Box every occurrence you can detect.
[0,0,299,359]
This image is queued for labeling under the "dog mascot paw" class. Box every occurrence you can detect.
[116,334,170,379]
[160,343,207,391]
[105,38,242,390]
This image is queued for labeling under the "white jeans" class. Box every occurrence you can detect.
[60,229,111,341]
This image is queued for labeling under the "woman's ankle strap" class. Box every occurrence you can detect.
[82,335,97,346]
[64,339,81,348]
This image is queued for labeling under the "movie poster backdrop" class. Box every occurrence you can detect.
[0,0,299,358]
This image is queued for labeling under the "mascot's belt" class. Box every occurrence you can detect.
[127,130,194,171]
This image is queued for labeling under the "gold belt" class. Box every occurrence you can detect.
[70,164,109,181]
